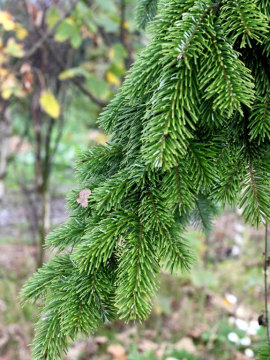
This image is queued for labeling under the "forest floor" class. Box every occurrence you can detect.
[0,190,268,360]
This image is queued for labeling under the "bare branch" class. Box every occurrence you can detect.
[23,0,79,59]
[120,0,133,69]
[41,33,108,107]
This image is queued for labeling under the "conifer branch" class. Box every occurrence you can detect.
[177,2,219,61]
[116,220,159,321]
[175,166,182,205]
[221,0,269,47]
[22,1,270,357]
[249,95,270,143]
[136,0,159,29]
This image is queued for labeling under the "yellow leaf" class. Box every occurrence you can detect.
[0,11,15,31]
[124,21,130,29]
[108,47,114,60]
[222,298,232,308]
[15,23,28,40]
[2,88,12,99]
[1,74,15,99]
[155,305,162,316]
[0,66,8,78]
[40,91,61,119]
[59,67,89,80]
[46,7,60,29]
[4,38,24,58]
[66,17,75,25]
[58,69,74,80]
[106,71,120,86]
[58,68,80,80]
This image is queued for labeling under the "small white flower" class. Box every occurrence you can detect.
[232,245,241,256]
[228,316,236,325]
[247,320,260,335]
[235,223,244,233]
[235,318,249,331]
[226,293,238,305]
[236,307,245,317]
[228,332,240,344]
[234,234,243,245]
[240,337,251,346]
[245,348,254,358]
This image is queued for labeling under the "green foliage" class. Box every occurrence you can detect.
[249,96,270,143]
[168,349,199,360]
[136,0,159,29]
[256,342,270,360]
[199,19,255,115]
[191,194,219,234]
[128,345,157,360]
[221,0,269,47]
[22,0,270,359]
[116,221,159,321]
[55,19,82,48]
[23,255,116,359]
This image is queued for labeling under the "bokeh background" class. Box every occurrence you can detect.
[0,1,268,359]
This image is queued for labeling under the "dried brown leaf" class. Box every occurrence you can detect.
[76,189,91,208]
[107,344,127,360]
[174,337,197,355]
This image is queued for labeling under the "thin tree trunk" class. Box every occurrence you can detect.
[32,106,43,191]
[0,104,11,202]
[120,0,133,70]
[37,189,50,268]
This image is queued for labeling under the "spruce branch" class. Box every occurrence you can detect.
[221,0,269,47]
[177,1,219,61]
[199,21,255,115]
[239,160,270,227]
[22,1,270,358]
[249,95,270,144]
[257,342,270,360]
[116,221,159,321]
[136,0,159,29]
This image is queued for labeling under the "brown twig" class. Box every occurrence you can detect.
[120,0,133,69]
[98,26,112,47]
[40,32,108,107]
[23,0,79,59]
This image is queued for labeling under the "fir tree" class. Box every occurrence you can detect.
[22,0,270,359]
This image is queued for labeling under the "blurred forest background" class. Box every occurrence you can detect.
[0,0,268,359]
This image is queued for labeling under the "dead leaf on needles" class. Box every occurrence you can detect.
[76,189,91,208]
